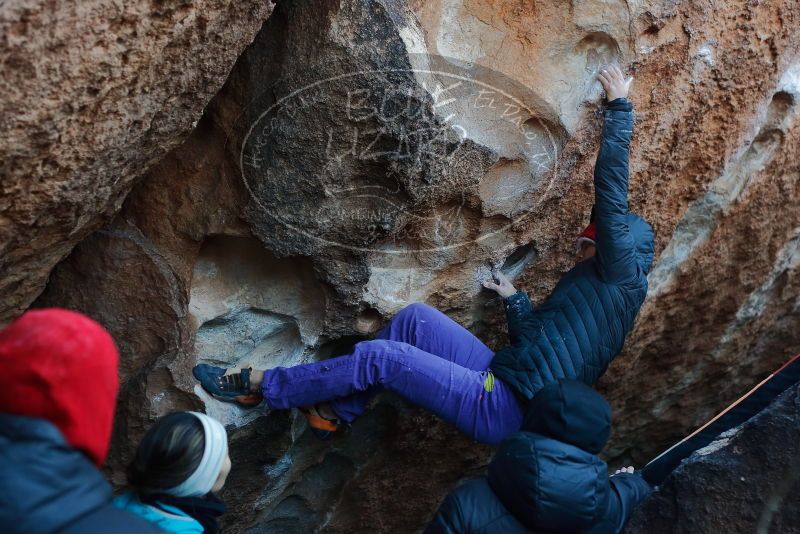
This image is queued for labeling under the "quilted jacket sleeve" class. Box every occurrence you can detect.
[608,472,653,533]
[425,501,460,534]
[424,478,532,534]
[503,291,540,346]
[594,98,639,284]
[424,479,481,534]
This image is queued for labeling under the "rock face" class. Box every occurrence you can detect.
[626,384,800,534]
[23,0,800,532]
[0,0,273,322]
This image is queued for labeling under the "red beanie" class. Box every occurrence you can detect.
[0,308,119,466]
[577,222,596,243]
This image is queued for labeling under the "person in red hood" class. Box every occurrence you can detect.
[0,308,162,534]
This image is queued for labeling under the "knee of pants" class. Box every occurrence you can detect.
[395,302,437,324]
[350,340,413,384]
[352,338,405,358]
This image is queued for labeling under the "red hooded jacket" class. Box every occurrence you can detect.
[0,308,119,466]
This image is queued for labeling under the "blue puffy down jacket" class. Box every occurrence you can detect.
[0,414,163,534]
[426,380,652,534]
[490,98,655,401]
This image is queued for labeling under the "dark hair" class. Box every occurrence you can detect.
[127,412,205,493]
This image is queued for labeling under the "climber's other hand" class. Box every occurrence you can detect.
[483,270,517,299]
[613,466,635,476]
[598,64,633,101]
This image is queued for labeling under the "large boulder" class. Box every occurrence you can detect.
[0,0,273,322]
[625,384,800,534]
[29,0,800,531]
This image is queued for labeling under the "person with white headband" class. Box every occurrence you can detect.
[113,412,232,534]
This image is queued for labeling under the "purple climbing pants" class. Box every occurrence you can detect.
[261,303,523,445]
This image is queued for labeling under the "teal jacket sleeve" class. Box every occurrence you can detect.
[594,98,639,284]
[503,291,540,346]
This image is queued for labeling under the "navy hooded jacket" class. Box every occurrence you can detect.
[490,99,655,401]
[0,414,163,534]
[426,381,652,534]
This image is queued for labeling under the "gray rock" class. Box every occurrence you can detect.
[0,0,273,322]
[625,384,800,534]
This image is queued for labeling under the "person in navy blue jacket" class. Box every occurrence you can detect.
[195,65,654,447]
[426,380,652,534]
[484,64,655,402]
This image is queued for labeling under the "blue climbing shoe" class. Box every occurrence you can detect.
[192,364,263,407]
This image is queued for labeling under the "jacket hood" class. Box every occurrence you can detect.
[522,380,612,454]
[0,415,113,533]
[0,308,119,465]
[487,381,614,533]
[627,214,655,274]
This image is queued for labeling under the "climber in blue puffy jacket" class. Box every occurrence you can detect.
[484,64,655,401]
[426,380,652,534]
[195,66,654,446]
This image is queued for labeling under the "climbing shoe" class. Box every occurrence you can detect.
[299,404,347,441]
[192,364,263,407]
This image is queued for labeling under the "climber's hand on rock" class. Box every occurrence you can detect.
[613,466,635,476]
[483,270,517,299]
[598,65,633,101]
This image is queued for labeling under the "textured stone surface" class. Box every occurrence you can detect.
[625,384,800,534]
[0,0,273,322]
[23,0,800,532]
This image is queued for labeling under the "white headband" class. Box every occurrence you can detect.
[165,412,229,497]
